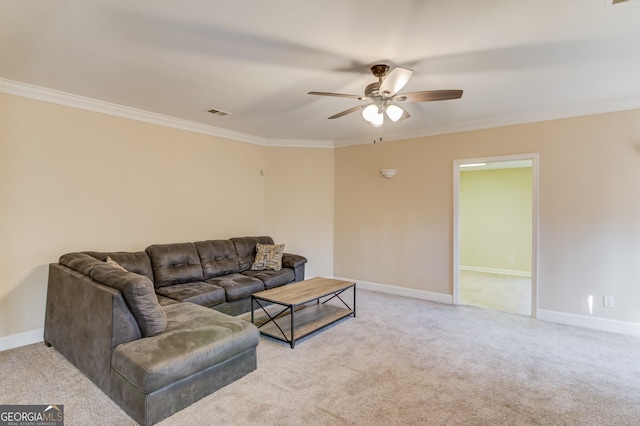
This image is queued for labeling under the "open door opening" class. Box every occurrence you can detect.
[453,154,539,318]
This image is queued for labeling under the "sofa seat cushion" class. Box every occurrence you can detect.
[243,268,296,289]
[205,273,264,302]
[156,295,180,307]
[155,282,225,307]
[112,303,259,394]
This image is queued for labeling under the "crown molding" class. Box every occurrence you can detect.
[334,96,640,147]
[264,138,335,148]
[0,78,335,148]
[3,78,639,149]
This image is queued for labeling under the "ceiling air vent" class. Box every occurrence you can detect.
[205,108,231,117]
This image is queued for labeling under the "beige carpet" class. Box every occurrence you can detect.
[2,289,640,425]
[460,270,532,316]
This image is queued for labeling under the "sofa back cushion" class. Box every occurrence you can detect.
[194,239,240,279]
[59,252,167,337]
[146,242,204,288]
[229,236,274,272]
[84,251,154,282]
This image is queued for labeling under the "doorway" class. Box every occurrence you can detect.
[453,154,539,317]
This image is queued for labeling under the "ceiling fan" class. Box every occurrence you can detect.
[308,64,463,127]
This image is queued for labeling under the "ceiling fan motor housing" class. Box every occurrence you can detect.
[364,65,392,98]
[370,64,389,78]
[365,82,381,98]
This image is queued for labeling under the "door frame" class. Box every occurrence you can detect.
[453,153,539,317]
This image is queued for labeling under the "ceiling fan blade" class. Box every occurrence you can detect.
[394,90,463,102]
[328,104,366,119]
[308,91,365,100]
[379,67,413,97]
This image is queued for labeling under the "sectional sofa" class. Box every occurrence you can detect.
[43,236,307,425]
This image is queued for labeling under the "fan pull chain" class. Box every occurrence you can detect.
[372,126,383,144]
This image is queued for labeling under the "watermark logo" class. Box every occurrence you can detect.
[0,405,63,426]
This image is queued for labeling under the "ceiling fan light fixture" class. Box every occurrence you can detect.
[362,104,379,122]
[362,104,384,127]
[369,112,384,127]
[385,104,404,122]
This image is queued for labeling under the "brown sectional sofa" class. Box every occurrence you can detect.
[43,236,307,425]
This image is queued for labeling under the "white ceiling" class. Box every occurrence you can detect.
[2,0,640,146]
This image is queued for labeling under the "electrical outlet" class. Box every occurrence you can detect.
[508,254,515,261]
[604,296,615,308]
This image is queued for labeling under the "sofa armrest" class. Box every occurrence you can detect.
[44,263,141,392]
[282,253,307,282]
[59,252,167,336]
[282,253,307,269]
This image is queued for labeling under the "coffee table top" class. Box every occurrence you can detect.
[252,277,355,306]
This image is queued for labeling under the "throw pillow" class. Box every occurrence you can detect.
[106,256,128,272]
[251,243,285,271]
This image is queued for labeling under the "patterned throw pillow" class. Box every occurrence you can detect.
[106,256,128,272]
[251,243,285,271]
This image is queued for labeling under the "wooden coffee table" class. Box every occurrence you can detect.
[250,277,356,348]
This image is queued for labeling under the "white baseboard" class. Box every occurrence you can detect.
[537,309,640,337]
[334,276,640,337]
[333,276,453,305]
[460,265,532,277]
[0,328,44,352]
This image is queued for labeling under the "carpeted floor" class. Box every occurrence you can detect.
[459,270,532,316]
[2,289,639,425]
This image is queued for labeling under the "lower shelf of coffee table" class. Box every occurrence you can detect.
[254,303,353,342]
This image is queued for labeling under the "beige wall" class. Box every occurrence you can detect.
[334,140,453,295]
[0,93,335,340]
[460,168,532,273]
[3,89,640,342]
[265,147,335,278]
[334,109,640,324]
